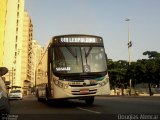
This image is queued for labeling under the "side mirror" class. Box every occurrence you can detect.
[105,53,108,60]
[0,67,8,76]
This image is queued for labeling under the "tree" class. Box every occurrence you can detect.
[143,51,160,59]
[107,51,160,96]
[108,59,129,95]
[142,51,160,96]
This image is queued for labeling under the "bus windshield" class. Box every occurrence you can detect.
[52,46,107,74]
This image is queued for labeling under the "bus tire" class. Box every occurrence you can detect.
[45,86,49,101]
[36,90,41,102]
[85,96,94,105]
[38,97,41,102]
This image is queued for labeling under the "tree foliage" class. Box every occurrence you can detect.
[108,59,129,95]
[143,51,160,59]
[108,51,160,96]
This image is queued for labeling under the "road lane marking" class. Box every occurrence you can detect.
[77,107,101,114]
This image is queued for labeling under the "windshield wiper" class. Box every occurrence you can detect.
[85,47,92,58]
[66,47,78,64]
[84,47,92,64]
[66,47,77,58]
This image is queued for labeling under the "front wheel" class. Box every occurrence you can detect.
[85,96,94,105]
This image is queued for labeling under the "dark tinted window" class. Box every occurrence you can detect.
[10,90,21,93]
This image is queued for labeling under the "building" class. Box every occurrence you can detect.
[22,10,33,94]
[3,0,25,87]
[32,40,43,87]
[22,11,43,94]
[0,0,8,66]
[1,0,43,94]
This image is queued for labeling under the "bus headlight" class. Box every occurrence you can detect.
[90,80,97,84]
[64,84,69,89]
[98,78,109,87]
[53,79,69,89]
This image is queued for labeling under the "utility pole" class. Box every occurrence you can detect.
[125,18,132,95]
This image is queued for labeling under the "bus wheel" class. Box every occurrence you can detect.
[85,96,94,105]
[45,86,49,101]
[38,97,42,102]
[36,90,41,102]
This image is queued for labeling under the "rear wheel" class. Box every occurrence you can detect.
[85,96,94,105]
[36,90,41,102]
[45,86,49,101]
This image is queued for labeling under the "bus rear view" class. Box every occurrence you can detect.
[36,34,110,105]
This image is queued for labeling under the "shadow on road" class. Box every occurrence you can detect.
[39,98,98,108]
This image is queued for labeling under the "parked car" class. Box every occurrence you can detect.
[0,67,10,114]
[9,90,23,100]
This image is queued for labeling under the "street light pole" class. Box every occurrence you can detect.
[125,18,132,95]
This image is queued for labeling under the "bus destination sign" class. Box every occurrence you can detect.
[60,37,102,44]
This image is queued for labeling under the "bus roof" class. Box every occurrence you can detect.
[52,34,102,39]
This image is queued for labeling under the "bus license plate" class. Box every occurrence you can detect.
[80,89,89,93]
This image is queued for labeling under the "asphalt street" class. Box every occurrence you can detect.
[5,95,160,120]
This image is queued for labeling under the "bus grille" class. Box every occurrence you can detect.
[69,84,97,87]
[71,89,97,95]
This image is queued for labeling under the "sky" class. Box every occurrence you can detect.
[25,0,160,61]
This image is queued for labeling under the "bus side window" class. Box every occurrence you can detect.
[52,49,56,69]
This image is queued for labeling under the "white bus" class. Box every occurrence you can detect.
[36,34,110,105]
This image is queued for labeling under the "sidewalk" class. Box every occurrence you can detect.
[137,93,160,96]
